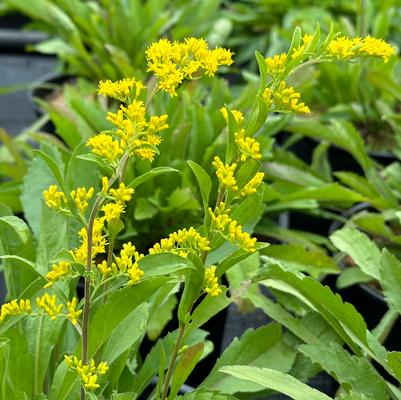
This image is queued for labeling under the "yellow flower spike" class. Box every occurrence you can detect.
[36,293,63,320]
[356,36,396,63]
[72,217,106,264]
[148,115,169,134]
[101,202,125,222]
[149,227,210,257]
[70,187,94,213]
[234,129,262,162]
[43,185,66,209]
[82,373,100,391]
[109,183,134,204]
[98,78,145,101]
[127,262,144,285]
[101,177,109,195]
[204,266,222,297]
[265,53,287,74]
[220,107,244,126]
[96,361,109,375]
[0,299,32,323]
[273,81,310,114]
[326,36,357,60]
[44,261,71,288]
[64,354,74,368]
[134,147,157,161]
[240,172,265,197]
[146,37,233,96]
[209,205,257,253]
[212,156,238,191]
[86,133,124,164]
[67,297,82,325]
[97,260,112,278]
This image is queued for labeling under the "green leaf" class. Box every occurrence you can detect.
[169,343,204,400]
[139,253,194,278]
[188,160,212,227]
[201,324,296,393]
[0,338,10,399]
[181,389,238,400]
[379,249,401,314]
[387,352,401,383]
[50,277,169,400]
[217,242,269,277]
[134,198,158,220]
[220,366,332,400]
[132,330,209,397]
[299,341,388,399]
[330,228,381,280]
[101,303,149,365]
[261,244,339,278]
[0,217,37,299]
[128,167,179,188]
[258,265,370,357]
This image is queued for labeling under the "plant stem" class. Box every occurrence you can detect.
[80,195,102,400]
[160,324,186,400]
[103,239,114,303]
[34,315,44,397]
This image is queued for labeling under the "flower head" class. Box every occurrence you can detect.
[45,261,71,288]
[212,156,238,191]
[204,266,222,296]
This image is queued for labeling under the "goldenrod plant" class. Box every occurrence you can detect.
[0,30,397,400]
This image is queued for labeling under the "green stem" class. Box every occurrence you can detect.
[373,308,399,344]
[33,316,44,397]
[160,324,186,400]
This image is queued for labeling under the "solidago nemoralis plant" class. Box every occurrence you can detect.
[0,30,395,399]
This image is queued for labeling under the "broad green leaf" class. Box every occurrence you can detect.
[330,228,381,280]
[132,330,209,397]
[261,245,339,278]
[300,342,388,399]
[1,328,34,398]
[128,167,179,188]
[139,253,194,278]
[379,249,401,314]
[0,217,37,299]
[169,343,204,400]
[50,277,169,400]
[0,338,10,399]
[181,389,238,400]
[188,160,212,227]
[201,324,296,393]
[220,366,331,400]
[387,352,401,383]
[101,303,149,365]
[258,265,370,357]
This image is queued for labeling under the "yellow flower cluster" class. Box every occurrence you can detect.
[146,37,234,96]
[73,217,106,264]
[86,133,124,164]
[209,203,257,253]
[149,227,211,258]
[36,293,64,320]
[89,80,168,165]
[109,182,135,203]
[0,295,81,326]
[220,107,244,126]
[70,187,94,213]
[234,129,262,162]
[43,185,66,209]
[265,53,287,74]
[0,299,32,323]
[43,185,94,214]
[241,172,265,197]
[264,81,310,114]
[98,77,145,102]
[66,297,82,325]
[101,202,125,222]
[98,242,144,285]
[204,266,222,297]
[100,181,135,222]
[326,35,395,63]
[44,261,72,288]
[291,34,313,60]
[64,355,109,391]
[212,156,238,191]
